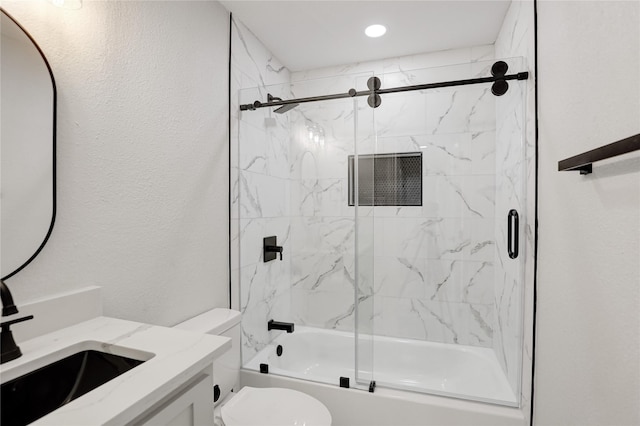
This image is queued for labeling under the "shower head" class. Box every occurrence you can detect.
[267,93,299,114]
[274,103,299,114]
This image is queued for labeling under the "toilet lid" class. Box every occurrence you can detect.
[221,387,332,426]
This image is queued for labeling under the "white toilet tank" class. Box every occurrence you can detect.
[174,309,241,404]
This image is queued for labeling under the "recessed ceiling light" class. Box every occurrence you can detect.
[365,24,386,38]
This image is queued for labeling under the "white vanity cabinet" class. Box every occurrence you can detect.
[135,373,214,426]
[0,315,230,426]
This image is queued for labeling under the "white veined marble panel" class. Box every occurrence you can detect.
[424,259,495,305]
[238,170,290,219]
[423,175,495,219]
[373,256,427,299]
[374,92,429,138]
[374,297,493,347]
[290,178,346,217]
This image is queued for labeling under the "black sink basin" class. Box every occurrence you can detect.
[1,350,145,426]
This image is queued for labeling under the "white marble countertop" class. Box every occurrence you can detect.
[0,316,231,425]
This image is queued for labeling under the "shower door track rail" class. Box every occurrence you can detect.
[239,71,529,111]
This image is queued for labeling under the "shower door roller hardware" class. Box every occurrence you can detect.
[339,377,350,389]
[368,381,376,393]
[263,236,283,262]
[367,76,382,108]
[491,61,509,76]
[507,209,519,259]
[367,93,382,108]
[491,61,509,96]
[367,76,382,91]
[260,363,269,374]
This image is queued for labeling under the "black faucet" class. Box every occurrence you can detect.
[263,236,283,262]
[268,319,294,333]
[1,280,34,364]
[265,245,283,260]
[1,279,18,317]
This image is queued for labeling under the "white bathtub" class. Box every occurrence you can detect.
[243,326,518,410]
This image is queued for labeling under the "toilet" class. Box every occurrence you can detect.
[174,309,332,426]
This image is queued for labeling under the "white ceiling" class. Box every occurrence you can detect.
[220,0,512,71]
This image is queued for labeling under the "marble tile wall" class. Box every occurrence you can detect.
[288,47,501,348]
[230,18,293,365]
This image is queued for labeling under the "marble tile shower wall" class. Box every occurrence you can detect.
[289,46,500,348]
[230,18,293,365]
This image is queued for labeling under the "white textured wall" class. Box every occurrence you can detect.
[2,0,230,326]
[536,1,640,425]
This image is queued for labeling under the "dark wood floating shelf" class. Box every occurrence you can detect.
[558,133,640,174]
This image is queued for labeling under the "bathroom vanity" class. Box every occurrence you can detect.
[0,289,231,425]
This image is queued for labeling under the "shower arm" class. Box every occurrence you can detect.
[239,69,529,112]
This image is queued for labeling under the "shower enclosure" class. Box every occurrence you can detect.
[232,58,528,407]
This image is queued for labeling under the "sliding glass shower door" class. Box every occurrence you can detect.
[286,73,378,391]
[352,58,528,405]
[235,57,529,406]
[352,82,376,391]
[236,72,377,390]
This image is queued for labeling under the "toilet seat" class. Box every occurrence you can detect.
[221,387,332,426]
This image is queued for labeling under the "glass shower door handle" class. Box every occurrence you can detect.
[507,209,519,259]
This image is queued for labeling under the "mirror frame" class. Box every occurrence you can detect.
[1,8,57,281]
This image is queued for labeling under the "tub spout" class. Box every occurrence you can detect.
[268,319,294,333]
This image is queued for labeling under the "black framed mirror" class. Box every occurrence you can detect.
[1,9,56,280]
